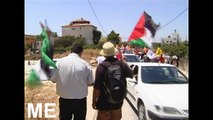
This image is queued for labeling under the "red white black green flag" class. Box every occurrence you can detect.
[128,11,159,48]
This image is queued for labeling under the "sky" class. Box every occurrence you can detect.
[25,0,188,42]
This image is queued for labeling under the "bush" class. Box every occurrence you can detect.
[54,47,70,54]
[83,44,98,49]
[161,42,188,58]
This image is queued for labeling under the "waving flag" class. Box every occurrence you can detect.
[146,49,156,59]
[155,47,163,57]
[128,11,159,48]
[26,21,57,87]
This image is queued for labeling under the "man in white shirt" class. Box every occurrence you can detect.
[51,44,94,120]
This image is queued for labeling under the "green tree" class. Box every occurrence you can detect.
[161,42,188,58]
[52,32,58,37]
[107,30,120,44]
[97,37,107,48]
[35,34,42,41]
[93,29,102,45]
[54,36,75,48]
[75,36,85,46]
[54,35,85,53]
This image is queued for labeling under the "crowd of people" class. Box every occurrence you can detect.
[97,44,180,67]
[48,42,179,120]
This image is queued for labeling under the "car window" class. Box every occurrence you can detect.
[133,65,139,80]
[124,55,140,62]
[141,66,188,84]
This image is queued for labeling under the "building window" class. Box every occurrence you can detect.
[37,43,39,45]
[79,34,82,37]
[80,27,81,30]
[72,28,75,30]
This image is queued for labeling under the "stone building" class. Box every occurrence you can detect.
[62,18,97,44]
[161,30,181,44]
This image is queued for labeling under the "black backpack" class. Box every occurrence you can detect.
[100,61,126,104]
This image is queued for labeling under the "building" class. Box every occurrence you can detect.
[25,34,36,46]
[62,18,97,44]
[25,32,58,54]
[161,30,181,44]
[25,34,36,51]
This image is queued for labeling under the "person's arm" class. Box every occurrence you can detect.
[88,83,94,86]
[87,64,95,86]
[92,65,104,109]
[121,62,133,78]
[50,69,59,83]
[50,62,59,83]
[92,88,100,109]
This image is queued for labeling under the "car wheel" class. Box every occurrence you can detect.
[138,102,146,120]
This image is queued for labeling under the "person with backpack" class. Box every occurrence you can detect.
[92,42,133,120]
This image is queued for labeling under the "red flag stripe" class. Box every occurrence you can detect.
[128,12,146,41]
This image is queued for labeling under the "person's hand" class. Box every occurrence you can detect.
[92,100,97,110]
[51,80,56,83]
[88,83,94,86]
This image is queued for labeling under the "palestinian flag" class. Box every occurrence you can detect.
[128,11,159,48]
[26,21,57,87]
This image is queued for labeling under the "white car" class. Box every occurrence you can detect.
[126,62,188,120]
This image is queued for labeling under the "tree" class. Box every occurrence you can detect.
[52,32,58,38]
[161,42,188,58]
[54,36,76,48]
[182,40,188,46]
[107,30,120,44]
[97,37,107,48]
[54,35,85,53]
[75,36,85,46]
[36,34,42,41]
[93,29,102,45]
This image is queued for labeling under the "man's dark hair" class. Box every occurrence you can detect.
[71,44,83,54]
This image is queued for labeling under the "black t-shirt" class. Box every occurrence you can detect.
[94,57,133,110]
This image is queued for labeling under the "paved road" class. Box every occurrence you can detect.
[86,87,138,120]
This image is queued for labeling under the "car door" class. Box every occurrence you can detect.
[126,64,135,102]
[127,64,139,106]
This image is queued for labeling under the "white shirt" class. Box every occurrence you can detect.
[54,53,94,99]
[96,56,105,65]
